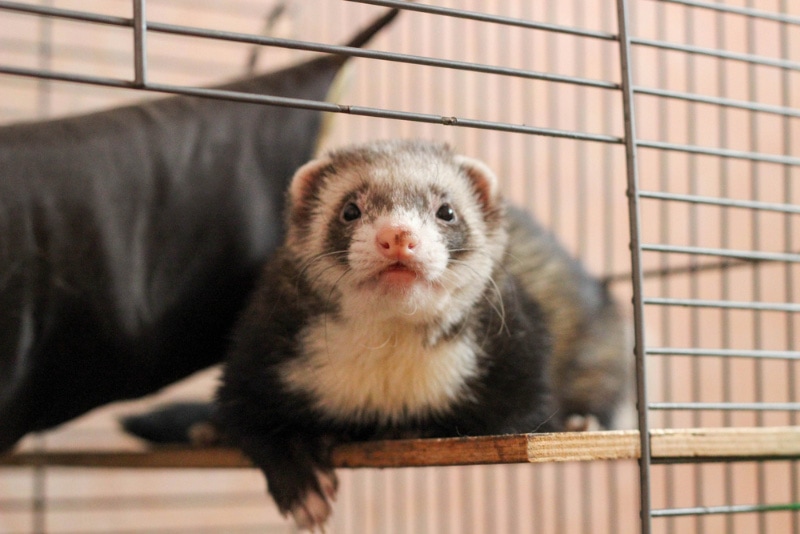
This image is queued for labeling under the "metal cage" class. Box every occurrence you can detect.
[0,1,798,533]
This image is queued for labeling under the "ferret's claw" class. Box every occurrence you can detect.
[289,470,338,531]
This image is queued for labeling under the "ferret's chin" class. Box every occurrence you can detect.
[351,271,442,318]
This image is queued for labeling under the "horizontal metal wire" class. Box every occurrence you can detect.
[649,402,800,411]
[646,348,800,361]
[639,191,800,215]
[652,502,800,518]
[634,86,800,118]
[0,37,236,73]
[0,65,623,144]
[641,244,800,264]
[644,297,800,313]
[149,20,621,89]
[0,1,620,90]
[637,139,800,165]
[0,0,292,22]
[652,0,800,25]
[345,0,618,40]
[605,246,791,285]
[631,36,800,71]
[0,0,128,25]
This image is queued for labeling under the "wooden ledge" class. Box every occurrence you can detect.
[1,427,798,469]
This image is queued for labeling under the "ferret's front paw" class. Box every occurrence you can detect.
[563,413,602,432]
[288,469,338,532]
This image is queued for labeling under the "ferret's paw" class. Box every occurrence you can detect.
[290,491,330,532]
[289,470,338,532]
[564,414,602,432]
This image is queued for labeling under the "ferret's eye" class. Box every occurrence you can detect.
[436,203,456,222]
[340,202,361,222]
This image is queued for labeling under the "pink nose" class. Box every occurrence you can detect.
[376,225,417,260]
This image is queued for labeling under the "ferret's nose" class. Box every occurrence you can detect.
[376,225,417,260]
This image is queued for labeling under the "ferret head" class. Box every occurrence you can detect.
[285,140,508,326]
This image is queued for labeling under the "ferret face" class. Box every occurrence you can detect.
[286,140,507,326]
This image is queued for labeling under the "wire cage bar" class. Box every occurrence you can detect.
[615,1,653,532]
[0,0,798,533]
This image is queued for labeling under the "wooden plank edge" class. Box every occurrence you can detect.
[651,426,800,461]
[333,433,530,467]
[1,427,797,469]
[526,430,640,463]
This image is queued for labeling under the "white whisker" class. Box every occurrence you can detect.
[323,267,354,361]
[447,258,508,336]
[297,250,349,279]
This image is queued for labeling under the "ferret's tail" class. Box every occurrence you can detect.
[343,8,399,50]
[316,7,399,153]
[120,401,220,446]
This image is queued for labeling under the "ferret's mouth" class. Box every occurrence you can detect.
[378,262,420,285]
[384,262,415,273]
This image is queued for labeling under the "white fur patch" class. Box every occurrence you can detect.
[280,316,481,425]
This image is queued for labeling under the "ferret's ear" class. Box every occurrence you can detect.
[454,155,500,210]
[288,157,333,209]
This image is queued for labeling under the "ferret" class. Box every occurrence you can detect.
[0,8,398,452]
[214,139,631,531]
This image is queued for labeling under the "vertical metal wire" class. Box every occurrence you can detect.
[133,0,147,87]
[615,1,652,533]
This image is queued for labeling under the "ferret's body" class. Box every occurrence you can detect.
[215,140,630,530]
[504,207,631,430]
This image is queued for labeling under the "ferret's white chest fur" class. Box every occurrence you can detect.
[279,316,481,424]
